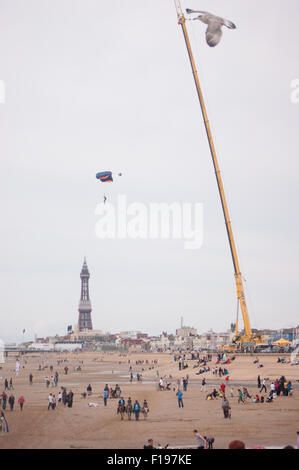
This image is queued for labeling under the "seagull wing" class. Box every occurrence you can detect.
[206,21,223,47]
[222,18,237,29]
[186,9,210,15]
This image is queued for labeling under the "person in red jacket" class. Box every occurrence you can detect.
[18,396,25,411]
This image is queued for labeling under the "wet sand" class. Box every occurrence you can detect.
[0,351,298,449]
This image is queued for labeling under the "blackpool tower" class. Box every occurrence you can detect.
[78,258,93,331]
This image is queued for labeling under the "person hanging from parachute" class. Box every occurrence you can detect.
[96,171,122,203]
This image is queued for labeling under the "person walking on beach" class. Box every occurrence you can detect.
[9,378,14,390]
[29,373,33,385]
[201,378,206,392]
[176,390,184,408]
[257,375,261,389]
[222,396,231,419]
[1,392,7,410]
[103,388,108,406]
[133,400,141,421]
[8,395,15,411]
[62,387,67,405]
[260,379,267,393]
[104,384,109,398]
[54,373,58,387]
[220,383,226,396]
[270,382,275,397]
[67,390,73,408]
[142,400,149,419]
[48,393,53,410]
[52,394,56,410]
[18,396,25,411]
[4,379,9,391]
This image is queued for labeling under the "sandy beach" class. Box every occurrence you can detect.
[0,351,298,449]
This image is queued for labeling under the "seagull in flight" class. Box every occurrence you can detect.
[186,9,236,47]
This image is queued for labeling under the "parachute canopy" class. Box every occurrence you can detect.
[96,171,113,182]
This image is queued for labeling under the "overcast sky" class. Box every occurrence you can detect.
[0,0,298,343]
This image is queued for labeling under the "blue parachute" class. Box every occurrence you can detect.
[96,171,113,182]
[96,171,122,203]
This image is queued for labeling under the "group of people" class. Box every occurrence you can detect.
[0,391,25,411]
[3,378,14,390]
[212,366,229,377]
[158,377,172,391]
[48,387,74,409]
[134,359,158,365]
[44,372,59,388]
[102,384,122,400]
[257,375,292,399]
[195,366,211,375]
[117,397,149,421]
[178,361,188,371]
[143,430,215,450]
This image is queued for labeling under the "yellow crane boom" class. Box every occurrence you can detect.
[174,2,253,342]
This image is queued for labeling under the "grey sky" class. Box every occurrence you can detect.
[0,0,298,343]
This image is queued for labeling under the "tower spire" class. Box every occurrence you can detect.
[78,258,93,331]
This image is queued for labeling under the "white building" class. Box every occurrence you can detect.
[54,342,83,352]
[70,327,104,342]
[118,331,142,339]
[28,343,55,351]
[176,326,198,337]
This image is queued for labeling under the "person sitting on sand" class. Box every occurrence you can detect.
[266,394,273,403]
[253,395,260,403]
[238,389,245,404]
[206,392,214,400]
